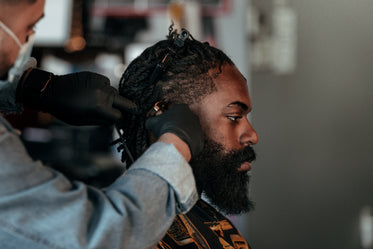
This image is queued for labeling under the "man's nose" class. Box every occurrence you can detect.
[239,119,259,146]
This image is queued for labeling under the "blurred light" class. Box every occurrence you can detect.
[95,53,124,87]
[124,43,152,64]
[64,36,86,53]
[114,63,126,79]
[360,206,373,249]
[168,1,185,29]
[41,55,72,75]
[34,0,73,46]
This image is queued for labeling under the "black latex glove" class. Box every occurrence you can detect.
[145,104,204,158]
[17,68,137,126]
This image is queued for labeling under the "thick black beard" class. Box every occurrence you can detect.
[190,137,256,215]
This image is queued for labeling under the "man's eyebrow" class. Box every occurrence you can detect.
[227,101,249,111]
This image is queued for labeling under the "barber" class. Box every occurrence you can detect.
[0,0,203,248]
[1,16,134,126]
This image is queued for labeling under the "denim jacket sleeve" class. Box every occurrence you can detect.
[0,116,198,249]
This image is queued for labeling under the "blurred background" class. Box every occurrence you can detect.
[5,0,373,248]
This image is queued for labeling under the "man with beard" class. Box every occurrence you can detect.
[117,27,258,249]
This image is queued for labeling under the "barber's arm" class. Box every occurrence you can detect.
[0,103,203,249]
[16,68,136,126]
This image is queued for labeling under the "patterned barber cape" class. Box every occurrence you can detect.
[157,200,251,249]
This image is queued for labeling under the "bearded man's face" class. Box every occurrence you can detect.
[188,64,258,215]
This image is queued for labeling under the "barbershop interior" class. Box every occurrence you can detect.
[5,0,373,248]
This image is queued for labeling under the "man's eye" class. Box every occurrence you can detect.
[227,116,242,122]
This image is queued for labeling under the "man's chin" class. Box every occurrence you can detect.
[190,137,256,215]
[199,172,254,215]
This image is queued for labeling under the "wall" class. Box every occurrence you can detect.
[248,0,373,248]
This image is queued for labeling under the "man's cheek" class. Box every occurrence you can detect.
[204,127,226,147]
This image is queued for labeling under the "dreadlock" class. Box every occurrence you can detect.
[118,26,234,165]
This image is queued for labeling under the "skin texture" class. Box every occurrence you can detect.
[0,0,45,77]
[191,64,258,156]
[158,133,192,161]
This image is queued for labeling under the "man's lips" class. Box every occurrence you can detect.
[238,161,252,172]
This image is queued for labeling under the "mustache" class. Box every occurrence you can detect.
[226,145,256,166]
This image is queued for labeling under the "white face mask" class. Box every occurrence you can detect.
[0,20,35,83]
[0,20,36,113]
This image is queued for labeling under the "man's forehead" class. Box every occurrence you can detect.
[199,85,252,115]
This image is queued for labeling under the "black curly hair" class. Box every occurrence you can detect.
[118,26,234,165]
